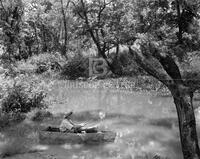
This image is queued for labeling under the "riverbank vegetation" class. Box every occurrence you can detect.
[0,0,200,159]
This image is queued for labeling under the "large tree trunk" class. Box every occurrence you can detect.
[170,85,200,159]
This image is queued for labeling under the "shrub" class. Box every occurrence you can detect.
[16,61,35,75]
[107,46,146,76]
[28,109,53,122]
[28,52,64,74]
[1,84,46,113]
[9,112,26,123]
[60,56,89,79]
[0,113,9,129]
[3,65,20,78]
[35,62,49,74]
[0,112,26,130]
[0,74,51,114]
[16,52,64,75]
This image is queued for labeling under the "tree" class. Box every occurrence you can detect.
[72,0,200,157]
[72,0,136,75]
[127,0,200,158]
[22,0,75,58]
[24,0,56,53]
[0,0,24,62]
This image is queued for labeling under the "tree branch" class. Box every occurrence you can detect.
[97,0,106,22]
[148,43,183,85]
[0,0,7,14]
[129,45,174,87]
[176,0,183,43]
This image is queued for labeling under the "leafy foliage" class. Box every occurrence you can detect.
[0,74,51,113]
[0,0,24,61]
[60,55,89,79]
[28,109,52,121]
[108,46,146,76]
[72,0,136,67]
[28,52,64,74]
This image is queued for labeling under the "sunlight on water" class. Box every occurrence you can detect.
[73,144,83,149]
[62,144,72,150]
[45,83,183,159]
[0,133,5,139]
[0,82,185,159]
[62,144,84,150]
[140,140,165,153]
[32,145,49,151]
[116,128,132,138]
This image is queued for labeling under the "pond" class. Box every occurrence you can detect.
[46,81,182,159]
[2,80,200,159]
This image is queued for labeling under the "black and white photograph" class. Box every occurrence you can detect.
[0,0,200,159]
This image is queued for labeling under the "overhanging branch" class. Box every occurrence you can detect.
[129,46,174,87]
[148,42,183,85]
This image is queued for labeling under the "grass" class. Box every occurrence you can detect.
[0,137,29,158]
[0,112,26,130]
[0,121,42,158]
[0,138,41,158]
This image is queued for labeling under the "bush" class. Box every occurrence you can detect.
[16,52,64,75]
[35,62,49,74]
[0,74,51,114]
[60,56,89,79]
[0,113,9,129]
[16,61,35,75]
[28,52,64,74]
[28,109,53,122]
[1,84,46,113]
[0,112,26,129]
[107,46,146,76]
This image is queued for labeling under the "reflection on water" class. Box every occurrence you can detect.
[3,80,196,159]
[32,145,49,151]
[45,82,183,159]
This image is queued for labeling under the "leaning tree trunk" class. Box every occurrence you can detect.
[170,85,200,159]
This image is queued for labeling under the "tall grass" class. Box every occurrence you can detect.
[0,138,28,158]
[0,122,41,158]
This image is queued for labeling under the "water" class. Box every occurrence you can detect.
[3,81,200,159]
[45,81,183,159]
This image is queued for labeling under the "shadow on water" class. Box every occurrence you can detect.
[148,117,178,129]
